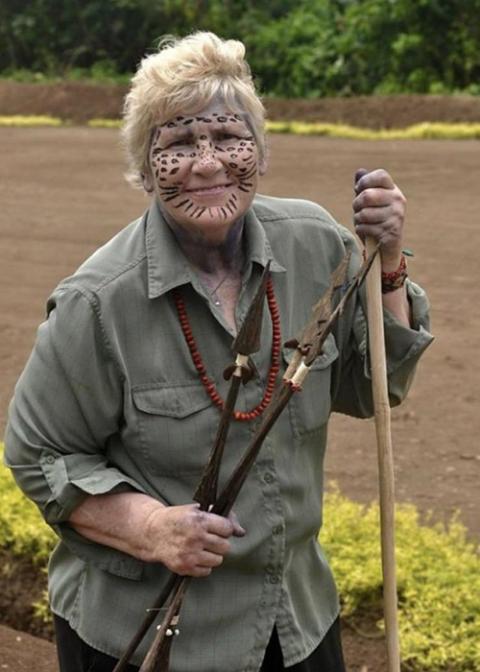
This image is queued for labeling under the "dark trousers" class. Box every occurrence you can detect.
[54,614,346,671]
[54,616,139,672]
[260,620,346,671]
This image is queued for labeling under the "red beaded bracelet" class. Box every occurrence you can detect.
[381,255,408,293]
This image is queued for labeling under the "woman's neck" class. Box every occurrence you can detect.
[163,210,245,275]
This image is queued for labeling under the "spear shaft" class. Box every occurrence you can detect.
[137,248,379,672]
[214,246,379,516]
[139,578,190,672]
[112,574,182,672]
[114,267,271,672]
[193,366,243,507]
[135,372,244,672]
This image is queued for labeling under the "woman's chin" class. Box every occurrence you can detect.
[176,212,241,246]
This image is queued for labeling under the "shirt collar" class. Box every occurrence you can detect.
[145,198,285,300]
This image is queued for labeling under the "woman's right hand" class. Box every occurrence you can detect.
[143,503,246,577]
[69,492,245,578]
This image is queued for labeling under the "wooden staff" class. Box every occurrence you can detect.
[364,236,401,672]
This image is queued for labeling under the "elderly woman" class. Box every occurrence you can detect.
[5,32,432,672]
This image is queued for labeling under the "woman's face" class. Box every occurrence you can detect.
[146,102,265,244]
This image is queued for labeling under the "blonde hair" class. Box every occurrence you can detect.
[121,32,266,189]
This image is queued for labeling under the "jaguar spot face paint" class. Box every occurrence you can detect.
[146,103,264,244]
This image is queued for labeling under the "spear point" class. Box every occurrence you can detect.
[223,261,271,381]
[288,252,351,355]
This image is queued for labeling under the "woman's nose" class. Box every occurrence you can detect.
[192,141,222,175]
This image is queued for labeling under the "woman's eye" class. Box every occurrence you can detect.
[167,137,192,147]
[216,132,238,142]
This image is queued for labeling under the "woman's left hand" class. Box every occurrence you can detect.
[353,168,406,269]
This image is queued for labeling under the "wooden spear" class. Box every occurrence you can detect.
[364,233,401,671]
[118,248,378,672]
[137,248,379,672]
[113,264,271,672]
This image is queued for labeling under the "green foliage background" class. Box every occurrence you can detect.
[1,0,480,96]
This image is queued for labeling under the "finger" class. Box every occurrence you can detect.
[354,167,370,188]
[353,205,393,225]
[205,512,235,538]
[203,533,231,556]
[354,222,397,246]
[191,566,213,578]
[353,188,394,212]
[197,549,225,569]
[228,510,246,537]
[354,168,395,194]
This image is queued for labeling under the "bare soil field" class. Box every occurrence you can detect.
[1,86,479,671]
[2,80,480,127]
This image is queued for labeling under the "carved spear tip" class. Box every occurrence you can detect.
[230,260,271,357]
[288,251,351,352]
[331,250,351,289]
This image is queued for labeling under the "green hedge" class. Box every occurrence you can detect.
[1,1,480,97]
[2,115,480,140]
[1,446,479,669]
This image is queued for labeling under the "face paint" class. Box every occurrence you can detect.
[147,103,263,245]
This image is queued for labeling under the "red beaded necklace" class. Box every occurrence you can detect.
[173,277,281,421]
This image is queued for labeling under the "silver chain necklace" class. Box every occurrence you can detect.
[209,273,230,305]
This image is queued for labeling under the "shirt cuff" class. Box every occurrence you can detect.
[40,449,147,580]
[382,279,434,376]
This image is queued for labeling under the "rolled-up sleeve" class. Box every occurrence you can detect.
[332,241,434,417]
[4,287,145,577]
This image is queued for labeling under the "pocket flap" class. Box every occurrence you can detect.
[282,333,339,371]
[132,382,212,419]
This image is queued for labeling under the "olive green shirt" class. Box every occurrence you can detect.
[5,195,432,671]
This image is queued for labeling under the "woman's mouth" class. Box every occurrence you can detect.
[187,184,232,196]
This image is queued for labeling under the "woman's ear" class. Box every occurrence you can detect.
[258,156,268,176]
[258,137,269,176]
[141,171,154,194]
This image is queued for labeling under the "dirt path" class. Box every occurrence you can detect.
[1,127,479,670]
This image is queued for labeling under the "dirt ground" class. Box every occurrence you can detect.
[1,85,479,671]
[2,80,480,127]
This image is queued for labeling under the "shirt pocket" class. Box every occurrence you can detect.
[131,381,217,481]
[283,333,339,437]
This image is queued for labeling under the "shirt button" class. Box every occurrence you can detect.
[263,473,274,484]
[269,575,280,584]
[45,455,55,465]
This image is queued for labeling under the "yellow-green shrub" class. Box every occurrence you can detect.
[1,115,480,140]
[88,118,122,128]
[322,488,480,670]
[1,445,479,669]
[0,115,62,127]
[265,120,480,140]
[0,447,56,560]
